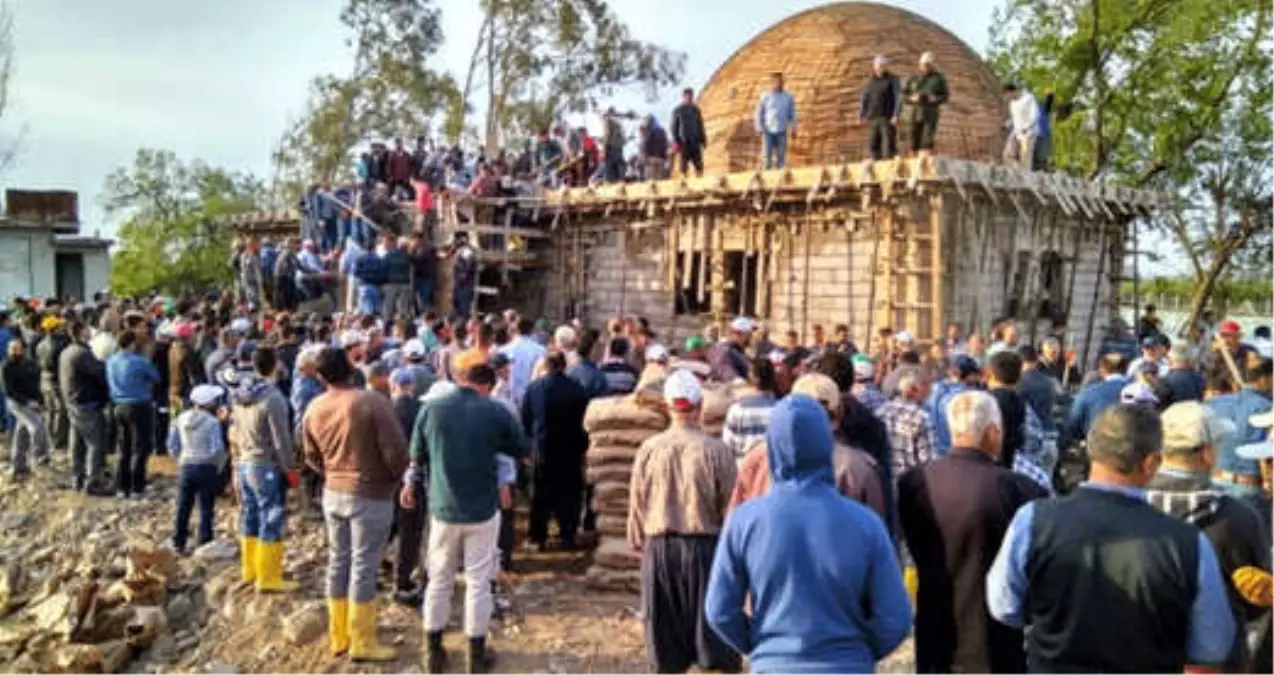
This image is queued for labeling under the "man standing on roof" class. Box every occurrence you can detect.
[903,52,949,160]
[670,88,708,177]
[451,233,477,320]
[1002,83,1040,170]
[755,72,797,170]
[859,55,902,161]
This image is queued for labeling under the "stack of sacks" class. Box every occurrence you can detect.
[581,377,669,592]
[699,380,755,436]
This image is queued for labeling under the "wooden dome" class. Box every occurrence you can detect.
[697,2,1006,172]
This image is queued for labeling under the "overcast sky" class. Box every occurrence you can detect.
[3,0,993,236]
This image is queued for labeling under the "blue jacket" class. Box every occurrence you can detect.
[106,351,160,405]
[290,373,324,436]
[1208,389,1271,479]
[706,396,912,674]
[927,380,972,456]
[1061,375,1128,448]
[566,359,609,399]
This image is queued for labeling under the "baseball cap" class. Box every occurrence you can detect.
[452,348,487,375]
[852,357,875,382]
[729,317,756,333]
[663,369,703,411]
[791,373,842,414]
[553,325,577,345]
[684,335,707,352]
[1161,402,1236,452]
[338,330,365,349]
[488,352,511,370]
[1141,335,1161,348]
[229,317,253,334]
[952,354,980,378]
[895,330,915,344]
[767,349,786,365]
[1120,381,1159,405]
[403,339,426,360]
[189,384,224,408]
[645,344,670,362]
[389,367,416,388]
[1219,321,1242,335]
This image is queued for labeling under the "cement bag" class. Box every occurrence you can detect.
[597,514,627,539]
[700,383,733,435]
[588,430,657,448]
[594,538,642,571]
[593,480,629,505]
[587,463,633,485]
[584,395,668,433]
[587,444,640,468]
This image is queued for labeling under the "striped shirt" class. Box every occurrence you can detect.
[722,392,778,461]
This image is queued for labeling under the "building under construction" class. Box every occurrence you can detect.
[230,2,1165,367]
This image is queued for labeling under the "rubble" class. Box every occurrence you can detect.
[280,603,325,646]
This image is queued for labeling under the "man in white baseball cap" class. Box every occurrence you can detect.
[709,317,755,382]
[629,368,739,673]
[167,383,227,553]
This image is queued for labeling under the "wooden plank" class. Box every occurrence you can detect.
[930,193,944,343]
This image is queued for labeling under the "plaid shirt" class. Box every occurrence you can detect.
[877,398,935,478]
[722,392,778,460]
[851,382,888,414]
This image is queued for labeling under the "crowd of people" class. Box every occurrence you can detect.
[0,285,1269,673]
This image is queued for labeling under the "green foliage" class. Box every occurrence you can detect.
[273,0,459,192]
[987,0,1271,184]
[105,149,264,298]
[1122,276,1273,305]
[450,0,686,150]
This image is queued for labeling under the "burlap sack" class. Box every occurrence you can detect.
[593,537,642,570]
[593,480,629,506]
[584,395,668,433]
[597,514,627,539]
[587,463,632,485]
[587,444,639,468]
[587,430,655,448]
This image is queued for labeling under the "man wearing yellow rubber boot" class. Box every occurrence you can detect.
[303,347,410,662]
[228,346,300,593]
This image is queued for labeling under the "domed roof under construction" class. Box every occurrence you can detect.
[697,2,1006,173]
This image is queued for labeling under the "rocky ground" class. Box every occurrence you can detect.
[0,450,914,674]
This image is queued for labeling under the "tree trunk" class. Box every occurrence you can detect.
[1183,258,1228,339]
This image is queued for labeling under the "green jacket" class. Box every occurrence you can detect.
[409,387,526,524]
[903,70,950,124]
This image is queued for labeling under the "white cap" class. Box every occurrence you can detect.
[853,358,875,381]
[421,380,459,403]
[229,317,252,334]
[1237,440,1273,460]
[189,384,224,408]
[554,325,578,345]
[919,51,935,65]
[729,317,756,333]
[403,339,426,359]
[644,344,669,362]
[1120,381,1159,405]
[663,369,703,409]
[873,54,888,65]
[338,330,365,349]
[894,330,915,344]
[767,349,786,364]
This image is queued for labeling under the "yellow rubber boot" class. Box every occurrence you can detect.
[904,565,919,609]
[255,540,300,593]
[348,601,396,662]
[239,537,259,584]
[327,598,350,657]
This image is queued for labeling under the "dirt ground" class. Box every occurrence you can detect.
[0,449,914,674]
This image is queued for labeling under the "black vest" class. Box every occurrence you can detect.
[1026,487,1198,673]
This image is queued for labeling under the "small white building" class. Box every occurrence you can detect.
[0,189,112,303]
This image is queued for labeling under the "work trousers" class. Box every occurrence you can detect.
[868,117,898,160]
[40,381,67,450]
[113,401,154,495]
[237,462,287,542]
[174,463,219,551]
[679,144,704,177]
[66,404,107,485]
[1003,132,1037,170]
[324,490,394,603]
[382,283,412,321]
[394,480,428,592]
[8,400,47,474]
[423,512,501,638]
[529,463,582,548]
[641,534,742,674]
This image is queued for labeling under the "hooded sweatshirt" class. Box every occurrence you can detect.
[705,396,912,674]
[167,408,227,467]
[228,373,294,469]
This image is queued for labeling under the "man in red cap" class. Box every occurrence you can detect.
[168,322,205,418]
[1209,321,1257,373]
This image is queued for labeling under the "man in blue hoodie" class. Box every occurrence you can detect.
[706,395,912,674]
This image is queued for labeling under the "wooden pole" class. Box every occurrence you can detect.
[929,194,944,343]
[863,208,882,353]
[801,208,813,344]
[1080,225,1111,375]
[1132,218,1141,335]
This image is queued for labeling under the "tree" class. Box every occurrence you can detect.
[105,149,264,297]
[449,0,686,154]
[987,0,1271,184]
[0,2,20,174]
[272,0,458,192]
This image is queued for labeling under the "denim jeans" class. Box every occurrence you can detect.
[452,283,474,320]
[237,462,287,542]
[358,285,384,316]
[8,400,47,474]
[324,490,394,603]
[395,480,427,592]
[114,401,154,495]
[762,130,788,169]
[416,279,435,314]
[175,463,219,551]
[66,404,108,485]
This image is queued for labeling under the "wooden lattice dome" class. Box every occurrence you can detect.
[697,2,1006,172]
